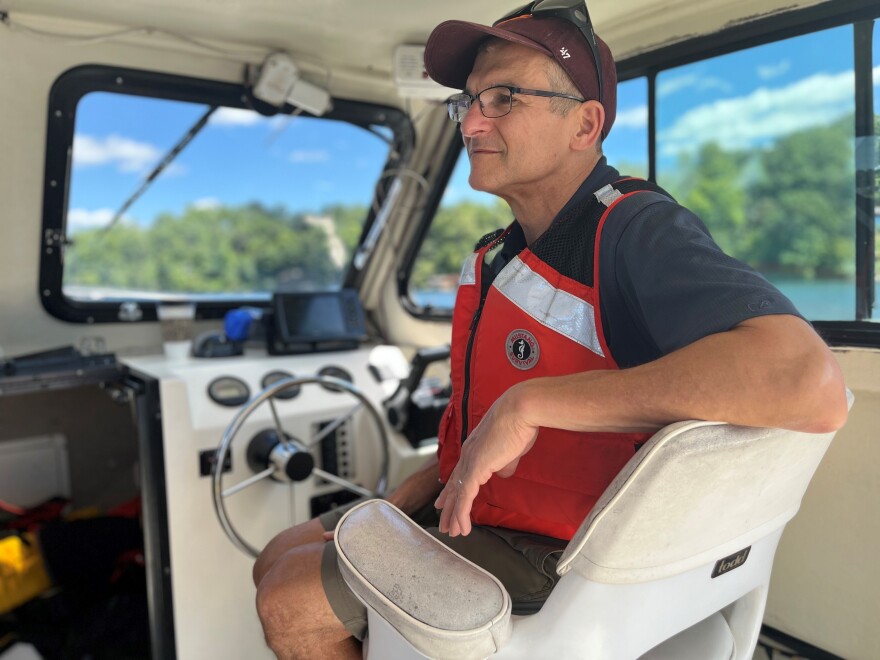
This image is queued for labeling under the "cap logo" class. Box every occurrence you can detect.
[506,329,540,370]
[559,47,571,59]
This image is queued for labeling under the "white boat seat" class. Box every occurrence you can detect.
[335,501,739,660]
[337,391,852,660]
[640,611,735,659]
[335,499,512,660]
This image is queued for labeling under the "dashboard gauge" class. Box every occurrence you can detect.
[317,366,353,392]
[207,376,250,407]
[261,370,301,400]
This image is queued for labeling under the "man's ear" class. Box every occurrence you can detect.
[570,100,604,152]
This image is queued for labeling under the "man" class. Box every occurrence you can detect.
[253,3,848,657]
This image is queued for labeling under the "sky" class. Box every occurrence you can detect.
[443,24,880,206]
[69,23,879,231]
[68,101,392,231]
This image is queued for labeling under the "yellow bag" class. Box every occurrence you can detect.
[0,534,52,614]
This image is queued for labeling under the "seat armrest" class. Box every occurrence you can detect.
[335,500,511,659]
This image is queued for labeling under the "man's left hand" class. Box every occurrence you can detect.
[434,384,539,537]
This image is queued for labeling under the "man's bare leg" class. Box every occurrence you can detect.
[255,538,360,660]
[252,460,442,657]
[253,517,326,587]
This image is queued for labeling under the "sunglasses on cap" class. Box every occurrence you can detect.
[495,0,604,107]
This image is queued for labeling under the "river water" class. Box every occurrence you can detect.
[413,278,873,322]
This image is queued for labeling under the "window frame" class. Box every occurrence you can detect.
[40,64,413,324]
[397,136,466,320]
[400,0,879,347]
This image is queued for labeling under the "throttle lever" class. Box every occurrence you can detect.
[384,345,450,432]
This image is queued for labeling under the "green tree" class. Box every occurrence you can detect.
[875,115,880,193]
[66,224,156,290]
[748,117,854,279]
[680,142,751,258]
[411,199,512,290]
[65,202,341,295]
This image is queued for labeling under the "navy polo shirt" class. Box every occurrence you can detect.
[490,158,802,368]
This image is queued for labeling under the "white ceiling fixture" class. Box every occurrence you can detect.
[393,45,458,100]
[252,51,333,115]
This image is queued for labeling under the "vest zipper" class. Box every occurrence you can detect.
[459,232,506,445]
[460,297,486,444]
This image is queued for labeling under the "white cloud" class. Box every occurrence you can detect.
[73,134,161,173]
[192,197,221,210]
[657,73,697,98]
[289,149,331,163]
[614,104,648,129]
[67,207,131,232]
[210,107,265,127]
[658,66,880,159]
[757,59,791,80]
[657,72,733,98]
[73,134,189,176]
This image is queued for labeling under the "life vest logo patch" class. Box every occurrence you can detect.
[506,330,540,370]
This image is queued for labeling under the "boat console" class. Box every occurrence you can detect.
[120,344,435,659]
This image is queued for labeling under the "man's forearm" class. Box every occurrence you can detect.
[433,314,848,537]
[515,314,847,435]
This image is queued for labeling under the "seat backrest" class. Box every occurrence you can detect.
[557,404,851,584]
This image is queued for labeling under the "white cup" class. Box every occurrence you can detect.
[157,303,196,359]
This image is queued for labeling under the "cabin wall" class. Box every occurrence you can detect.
[0,25,247,359]
[765,347,880,660]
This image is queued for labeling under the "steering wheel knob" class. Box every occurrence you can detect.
[269,442,315,482]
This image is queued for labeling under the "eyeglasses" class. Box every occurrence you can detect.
[447,84,585,123]
[495,0,604,109]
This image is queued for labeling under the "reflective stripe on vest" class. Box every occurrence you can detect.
[459,253,478,286]
[493,255,604,357]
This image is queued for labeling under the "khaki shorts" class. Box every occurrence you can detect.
[318,500,568,641]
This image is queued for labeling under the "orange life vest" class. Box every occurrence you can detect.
[438,180,660,540]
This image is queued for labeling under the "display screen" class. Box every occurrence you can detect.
[274,290,366,344]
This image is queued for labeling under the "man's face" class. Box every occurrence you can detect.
[461,42,579,202]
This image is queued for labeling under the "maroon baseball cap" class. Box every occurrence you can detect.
[424,14,617,136]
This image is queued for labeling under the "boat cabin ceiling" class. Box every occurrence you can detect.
[0,0,838,78]
[0,0,877,658]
